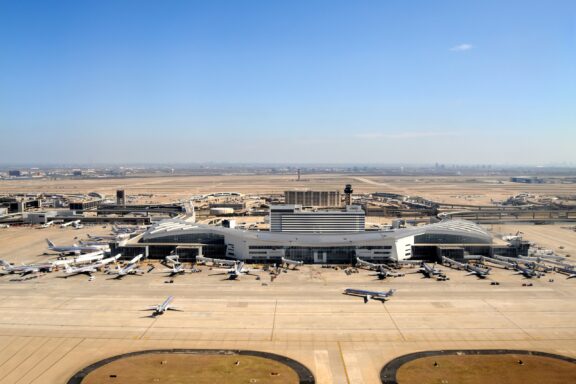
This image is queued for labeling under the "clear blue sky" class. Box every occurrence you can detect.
[1,0,574,165]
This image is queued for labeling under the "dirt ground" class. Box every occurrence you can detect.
[82,353,299,384]
[490,224,576,258]
[396,354,576,384]
[1,174,574,205]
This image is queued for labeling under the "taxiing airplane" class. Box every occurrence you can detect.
[144,296,182,317]
[344,288,396,303]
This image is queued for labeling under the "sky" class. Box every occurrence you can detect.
[0,0,575,165]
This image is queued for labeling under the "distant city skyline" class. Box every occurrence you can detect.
[1,1,575,164]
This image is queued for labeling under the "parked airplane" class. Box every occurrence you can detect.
[51,250,104,267]
[480,256,515,269]
[281,257,303,269]
[45,239,109,255]
[112,225,147,234]
[554,266,576,279]
[0,260,54,276]
[88,233,128,241]
[196,256,236,267]
[212,261,258,280]
[61,254,121,277]
[144,296,182,317]
[513,263,542,279]
[61,220,81,229]
[442,256,491,278]
[344,288,396,303]
[107,254,144,278]
[40,221,55,229]
[417,262,447,279]
[369,265,405,280]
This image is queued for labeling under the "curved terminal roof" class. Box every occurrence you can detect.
[142,219,492,245]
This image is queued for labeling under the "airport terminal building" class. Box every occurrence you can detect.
[118,205,499,264]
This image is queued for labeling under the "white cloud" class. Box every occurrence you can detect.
[450,43,473,52]
[354,131,462,140]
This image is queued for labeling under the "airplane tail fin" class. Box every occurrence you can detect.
[45,239,55,248]
[0,259,10,267]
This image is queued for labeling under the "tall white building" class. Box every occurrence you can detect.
[270,205,365,233]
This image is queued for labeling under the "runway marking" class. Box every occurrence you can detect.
[138,317,159,340]
[270,299,278,341]
[384,304,407,342]
[337,342,351,384]
[482,298,535,340]
[314,349,335,384]
[0,338,51,381]
[28,338,84,384]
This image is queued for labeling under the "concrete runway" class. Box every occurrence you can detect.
[0,228,575,383]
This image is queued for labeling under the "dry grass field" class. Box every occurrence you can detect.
[396,354,576,384]
[1,174,574,205]
[82,354,299,384]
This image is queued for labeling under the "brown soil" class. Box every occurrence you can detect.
[81,353,299,384]
[396,354,576,384]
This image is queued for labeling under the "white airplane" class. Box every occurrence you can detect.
[51,250,104,267]
[417,262,447,279]
[281,257,303,269]
[442,256,490,278]
[344,288,396,303]
[144,296,182,317]
[0,224,10,228]
[45,239,109,255]
[196,256,236,267]
[112,225,147,234]
[370,265,405,280]
[88,233,128,241]
[355,257,404,279]
[211,261,258,280]
[62,254,121,277]
[40,221,55,229]
[108,254,144,278]
[513,263,542,279]
[0,260,54,276]
[555,267,576,279]
[60,220,81,228]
